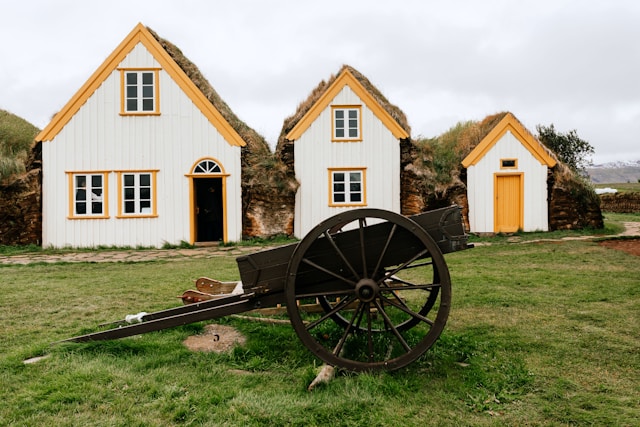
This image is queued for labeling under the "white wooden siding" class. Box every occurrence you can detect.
[293,86,400,237]
[466,130,549,233]
[42,42,242,248]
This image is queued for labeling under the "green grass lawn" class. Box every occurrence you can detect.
[1,236,639,426]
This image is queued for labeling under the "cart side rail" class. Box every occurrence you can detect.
[236,205,470,294]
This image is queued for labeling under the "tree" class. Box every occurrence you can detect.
[536,124,594,175]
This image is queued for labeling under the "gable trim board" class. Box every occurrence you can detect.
[36,23,245,148]
[462,112,556,169]
[286,68,410,141]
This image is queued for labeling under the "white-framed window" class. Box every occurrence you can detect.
[329,168,366,206]
[332,106,361,141]
[120,69,159,114]
[116,171,158,217]
[69,172,108,218]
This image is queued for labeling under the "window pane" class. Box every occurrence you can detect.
[350,183,361,192]
[349,172,361,181]
[126,73,137,84]
[334,194,345,203]
[92,203,102,214]
[140,174,151,186]
[142,99,154,111]
[335,129,344,138]
[348,119,357,128]
[334,173,344,182]
[75,185,87,202]
[141,201,151,209]
[124,188,135,200]
[124,175,134,186]
[76,175,86,187]
[91,175,102,187]
[140,188,150,199]
[127,86,137,97]
[142,72,153,84]
[125,201,135,213]
[127,99,137,111]
[351,193,362,202]
[349,128,358,138]
[76,202,87,214]
[348,110,357,119]
[142,86,154,98]
[334,183,344,192]
[335,110,344,119]
[335,119,344,128]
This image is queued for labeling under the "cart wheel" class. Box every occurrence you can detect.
[285,209,451,372]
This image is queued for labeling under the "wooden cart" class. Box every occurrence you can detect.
[62,207,473,371]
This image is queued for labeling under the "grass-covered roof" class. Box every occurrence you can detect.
[276,64,411,151]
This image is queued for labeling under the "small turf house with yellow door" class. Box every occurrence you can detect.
[276,65,412,238]
[461,112,557,233]
[36,23,261,248]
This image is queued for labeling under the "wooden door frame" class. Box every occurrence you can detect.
[493,172,524,233]
[186,158,229,244]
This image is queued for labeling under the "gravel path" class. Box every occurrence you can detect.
[0,245,271,265]
[1,223,638,266]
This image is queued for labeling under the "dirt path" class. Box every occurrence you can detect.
[597,221,640,256]
[620,221,640,236]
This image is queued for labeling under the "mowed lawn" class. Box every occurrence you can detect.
[1,235,638,426]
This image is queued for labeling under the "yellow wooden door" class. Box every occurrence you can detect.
[494,174,523,233]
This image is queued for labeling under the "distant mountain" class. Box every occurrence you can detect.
[587,160,640,184]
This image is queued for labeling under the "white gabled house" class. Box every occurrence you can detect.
[36,23,248,248]
[461,112,557,233]
[278,65,412,238]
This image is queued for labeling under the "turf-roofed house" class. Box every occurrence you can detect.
[462,112,557,233]
[404,111,602,234]
[276,65,412,238]
[36,23,270,248]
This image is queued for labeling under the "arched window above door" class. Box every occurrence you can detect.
[192,159,223,175]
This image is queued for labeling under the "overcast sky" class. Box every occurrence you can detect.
[1,0,639,164]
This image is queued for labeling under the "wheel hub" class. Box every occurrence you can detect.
[355,278,379,302]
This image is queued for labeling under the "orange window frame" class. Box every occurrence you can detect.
[331,105,362,142]
[115,170,159,218]
[119,68,161,115]
[67,171,110,219]
[500,158,518,169]
[328,167,367,207]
